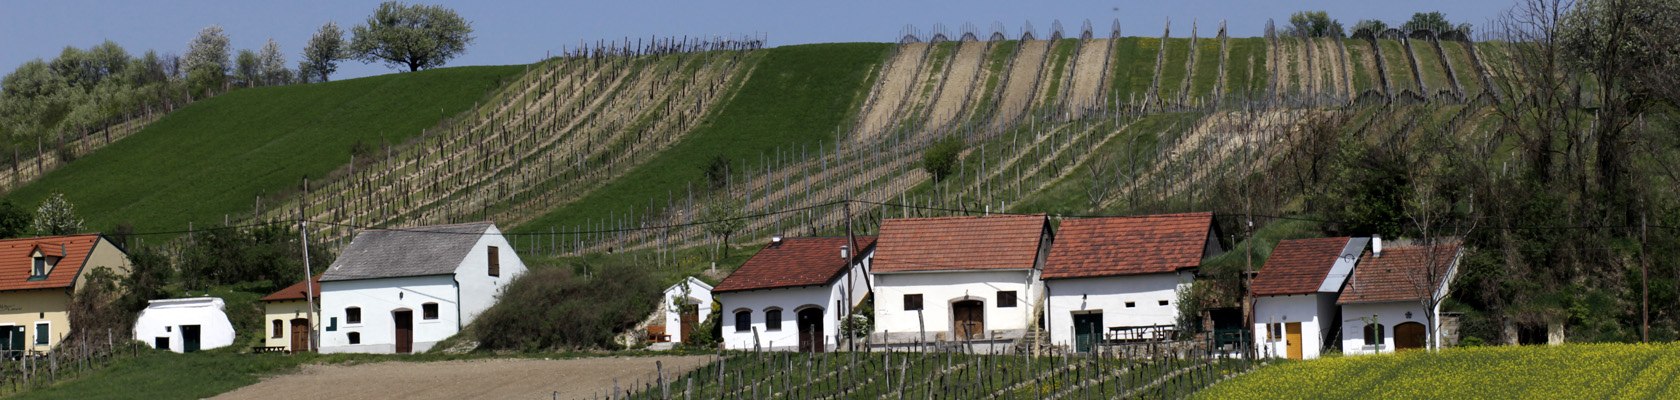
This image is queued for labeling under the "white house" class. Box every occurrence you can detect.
[133,297,236,353]
[658,277,714,344]
[1250,237,1369,360]
[317,222,527,354]
[869,214,1051,351]
[1339,241,1463,355]
[1042,213,1222,352]
[715,236,874,352]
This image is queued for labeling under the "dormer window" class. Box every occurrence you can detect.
[29,251,55,279]
[32,256,46,277]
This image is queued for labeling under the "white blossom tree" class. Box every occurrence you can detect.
[258,38,292,85]
[32,192,82,235]
[300,22,348,82]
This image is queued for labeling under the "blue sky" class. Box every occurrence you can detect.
[1,0,1514,80]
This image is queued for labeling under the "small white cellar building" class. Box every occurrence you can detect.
[869,215,1052,351]
[1250,237,1368,360]
[658,277,714,344]
[133,297,236,353]
[715,236,874,352]
[1042,213,1222,352]
[1339,241,1463,355]
[317,222,527,354]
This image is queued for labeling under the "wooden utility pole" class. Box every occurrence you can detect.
[1642,213,1649,343]
[299,177,317,352]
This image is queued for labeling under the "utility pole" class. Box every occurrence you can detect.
[845,198,860,352]
[1642,213,1649,343]
[299,177,316,352]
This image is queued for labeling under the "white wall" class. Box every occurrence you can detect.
[318,275,459,354]
[718,285,838,351]
[1340,301,1435,355]
[662,278,714,344]
[132,298,236,353]
[872,270,1036,343]
[1046,271,1191,347]
[1252,293,1339,359]
[452,226,527,325]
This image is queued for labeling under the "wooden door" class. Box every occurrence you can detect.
[1285,322,1303,360]
[182,325,201,353]
[953,300,985,340]
[289,318,310,353]
[393,310,414,354]
[1394,322,1427,350]
[1073,313,1103,352]
[679,305,699,343]
[796,308,824,353]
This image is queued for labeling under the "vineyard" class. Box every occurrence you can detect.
[1194,342,1680,399]
[601,338,1253,400]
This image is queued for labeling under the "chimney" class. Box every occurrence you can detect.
[840,245,850,260]
[1372,235,1383,258]
[770,235,784,247]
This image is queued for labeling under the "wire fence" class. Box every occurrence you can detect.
[0,329,149,396]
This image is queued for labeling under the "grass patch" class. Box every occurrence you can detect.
[1440,41,1482,96]
[1346,40,1376,94]
[1157,38,1193,101]
[512,43,890,233]
[1,66,525,234]
[1013,113,1200,214]
[1110,37,1159,103]
[1223,38,1267,99]
[1376,39,1418,93]
[1194,342,1680,399]
[1410,40,1452,95]
[1039,39,1079,109]
[1190,38,1223,100]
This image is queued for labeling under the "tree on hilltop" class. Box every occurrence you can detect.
[350,1,474,72]
[32,192,82,236]
[300,22,348,82]
[1286,11,1345,38]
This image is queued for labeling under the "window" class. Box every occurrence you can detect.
[904,294,923,311]
[765,309,783,331]
[998,291,1018,308]
[1363,323,1386,347]
[272,319,284,338]
[1125,302,1136,308]
[155,337,169,350]
[1268,323,1283,340]
[345,307,362,324]
[31,257,45,277]
[34,323,47,345]
[347,332,361,345]
[734,310,751,332]
[488,246,500,277]
[1159,300,1170,306]
[423,303,439,320]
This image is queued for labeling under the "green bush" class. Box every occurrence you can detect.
[921,135,964,182]
[474,261,661,350]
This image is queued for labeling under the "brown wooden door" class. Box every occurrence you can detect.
[1285,322,1303,360]
[1395,322,1427,350]
[797,308,824,352]
[953,300,985,340]
[679,305,699,343]
[289,318,310,353]
[394,310,413,354]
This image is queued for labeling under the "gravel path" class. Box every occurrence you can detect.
[214,356,711,400]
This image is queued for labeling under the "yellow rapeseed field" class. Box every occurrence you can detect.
[1195,342,1680,399]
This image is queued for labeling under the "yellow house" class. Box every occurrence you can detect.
[260,274,319,352]
[0,234,131,355]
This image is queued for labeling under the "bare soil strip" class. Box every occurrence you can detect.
[1066,39,1112,117]
[857,43,930,142]
[925,41,987,130]
[991,40,1050,128]
[214,356,711,400]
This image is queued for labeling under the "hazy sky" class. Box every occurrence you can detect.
[1,0,1515,80]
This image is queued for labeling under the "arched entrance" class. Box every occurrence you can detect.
[952,300,985,340]
[796,307,824,352]
[392,308,414,354]
[1394,322,1427,350]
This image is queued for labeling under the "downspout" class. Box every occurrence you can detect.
[455,279,462,331]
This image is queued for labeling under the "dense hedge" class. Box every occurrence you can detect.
[473,262,661,350]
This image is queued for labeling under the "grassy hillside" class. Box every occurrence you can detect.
[1196,343,1680,398]
[1,66,523,232]
[513,43,889,232]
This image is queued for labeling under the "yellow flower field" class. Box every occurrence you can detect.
[1195,342,1680,399]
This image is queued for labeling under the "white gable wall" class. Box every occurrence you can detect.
[1253,293,1339,359]
[318,275,459,354]
[1046,271,1191,347]
[452,226,526,325]
[872,269,1037,344]
[132,298,236,353]
[1340,300,1435,355]
[662,278,714,344]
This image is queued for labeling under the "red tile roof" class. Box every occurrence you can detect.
[0,234,103,292]
[261,274,322,302]
[872,215,1048,273]
[1338,242,1463,304]
[1251,237,1351,296]
[714,236,876,293]
[1041,213,1216,279]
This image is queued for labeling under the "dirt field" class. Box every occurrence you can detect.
[1066,38,1113,117]
[856,42,929,142]
[214,356,711,400]
[991,40,1049,128]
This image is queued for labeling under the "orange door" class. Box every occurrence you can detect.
[1285,322,1303,360]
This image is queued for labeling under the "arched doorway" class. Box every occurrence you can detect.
[952,300,985,340]
[1394,322,1427,350]
[796,307,824,352]
[392,308,414,354]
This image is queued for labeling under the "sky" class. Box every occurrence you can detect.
[1,0,1515,81]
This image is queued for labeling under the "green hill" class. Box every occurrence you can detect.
[1195,343,1680,398]
[2,65,523,233]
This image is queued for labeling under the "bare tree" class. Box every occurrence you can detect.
[1486,0,1583,184]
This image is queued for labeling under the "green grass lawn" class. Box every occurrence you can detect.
[1223,38,1267,99]
[1157,38,1193,102]
[1195,342,1680,399]
[1189,38,1223,100]
[1,66,525,234]
[1110,37,1159,103]
[512,43,890,233]
[1439,41,1483,96]
[1345,40,1376,94]
[1410,40,1452,95]
[1376,39,1418,93]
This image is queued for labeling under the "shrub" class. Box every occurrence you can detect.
[921,135,963,182]
[474,261,662,351]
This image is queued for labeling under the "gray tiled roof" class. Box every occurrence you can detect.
[320,222,494,282]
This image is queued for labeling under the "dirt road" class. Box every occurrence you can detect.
[214,355,711,400]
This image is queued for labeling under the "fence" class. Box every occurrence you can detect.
[598,334,1257,399]
[0,329,149,396]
